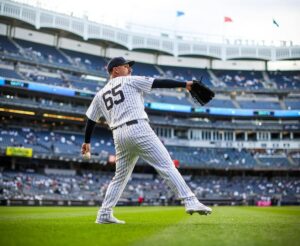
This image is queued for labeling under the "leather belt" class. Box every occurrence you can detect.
[112,120,138,131]
[125,119,138,126]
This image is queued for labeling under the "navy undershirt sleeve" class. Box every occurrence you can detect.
[152,78,186,88]
[84,118,96,143]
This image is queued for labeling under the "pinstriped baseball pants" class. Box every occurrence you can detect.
[99,119,195,215]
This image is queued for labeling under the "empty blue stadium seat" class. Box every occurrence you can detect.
[0,67,23,80]
[14,38,70,66]
[238,100,281,110]
[61,49,106,72]
[159,65,213,86]
[268,71,300,89]
[213,70,264,89]
[0,35,19,53]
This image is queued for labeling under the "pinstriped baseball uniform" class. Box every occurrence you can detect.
[86,75,197,217]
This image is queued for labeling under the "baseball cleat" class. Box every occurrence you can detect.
[185,204,212,216]
[95,214,125,224]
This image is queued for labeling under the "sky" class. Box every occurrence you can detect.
[13,0,300,45]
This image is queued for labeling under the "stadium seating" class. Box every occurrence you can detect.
[0,67,23,80]
[0,94,87,114]
[268,71,300,89]
[14,38,70,66]
[131,62,160,77]
[1,125,298,170]
[257,155,293,168]
[0,127,114,157]
[1,171,299,204]
[60,49,107,72]
[18,65,103,91]
[238,99,281,110]
[205,98,236,108]
[146,93,192,105]
[0,35,19,53]
[159,65,213,86]
[168,146,257,168]
[285,99,300,109]
[213,70,264,89]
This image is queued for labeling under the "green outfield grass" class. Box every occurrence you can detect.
[0,206,299,246]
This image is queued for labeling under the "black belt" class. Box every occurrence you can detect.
[112,120,138,130]
[125,120,138,126]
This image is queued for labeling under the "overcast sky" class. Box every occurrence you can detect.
[15,0,300,45]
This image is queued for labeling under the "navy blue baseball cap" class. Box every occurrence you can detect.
[107,57,135,73]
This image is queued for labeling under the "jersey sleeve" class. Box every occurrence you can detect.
[86,93,103,122]
[130,76,155,93]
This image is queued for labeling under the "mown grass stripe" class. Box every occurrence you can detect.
[131,206,300,246]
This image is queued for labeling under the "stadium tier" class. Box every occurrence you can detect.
[237,99,282,110]
[1,171,299,205]
[268,70,300,89]
[159,65,213,86]
[0,126,298,169]
[213,69,264,89]
[0,35,19,53]
[0,67,23,80]
[130,62,160,77]
[60,48,107,73]
[285,99,300,110]
[14,38,70,65]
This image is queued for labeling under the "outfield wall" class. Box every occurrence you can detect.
[0,198,243,207]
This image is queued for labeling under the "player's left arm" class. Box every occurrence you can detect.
[130,76,192,92]
[152,78,192,90]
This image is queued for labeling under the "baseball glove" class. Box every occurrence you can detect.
[190,78,215,106]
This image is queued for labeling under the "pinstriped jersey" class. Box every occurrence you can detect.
[86,76,154,129]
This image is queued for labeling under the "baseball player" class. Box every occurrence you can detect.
[81,57,212,224]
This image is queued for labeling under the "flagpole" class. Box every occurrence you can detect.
[272,18,280,46]
[222,16,225,44]
[223,16,233,44]
[174,16,178,39]
[174,11,185,39]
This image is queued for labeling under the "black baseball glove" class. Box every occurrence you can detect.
[190,78,215,106]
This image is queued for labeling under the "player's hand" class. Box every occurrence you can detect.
[186,81,193,91]
[81,143,91,155]
[81,143,91,160]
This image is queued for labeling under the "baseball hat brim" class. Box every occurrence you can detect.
[126,60,135,67]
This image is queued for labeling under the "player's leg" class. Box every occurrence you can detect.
[134,121,212,215]
[96,155,138,224]
[96,129,138,224]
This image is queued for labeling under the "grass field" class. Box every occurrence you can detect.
[0,206,299,246]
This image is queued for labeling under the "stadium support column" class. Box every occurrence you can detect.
[171,128,175,139]
[7,24,13,38]
[264,60,268,72]
[154,52,159,66]
[54,34,59,48]
[102,44,109,59]
[11,157,16,170]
